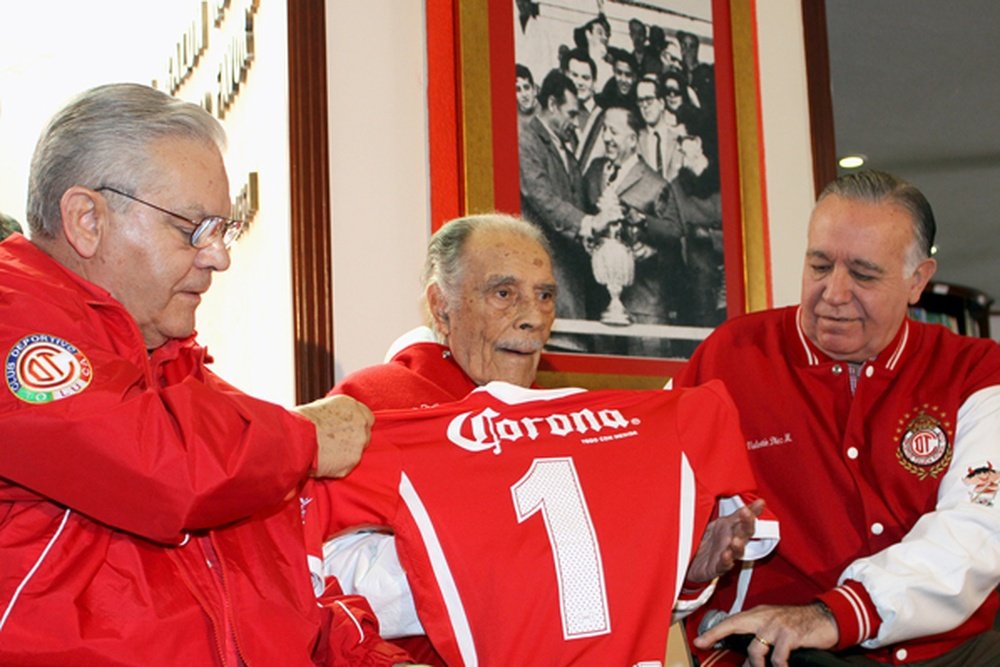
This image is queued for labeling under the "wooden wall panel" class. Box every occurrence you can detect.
[288,2,334,403]
[802,0,838,195]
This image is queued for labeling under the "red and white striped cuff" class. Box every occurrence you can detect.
[817,580,881,650]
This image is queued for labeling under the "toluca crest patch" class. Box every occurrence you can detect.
[5,334,93,404]
[895,406,952,480]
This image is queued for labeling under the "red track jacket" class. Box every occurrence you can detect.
[0,234,403,666]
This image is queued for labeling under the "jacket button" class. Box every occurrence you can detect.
[871,522,884,535]
[895,648,908,661]
[832,364,843,375]
[865,365,874,378]
[847,447,859,460]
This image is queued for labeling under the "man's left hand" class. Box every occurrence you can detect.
[686,498,765,583]
[693,603,839,667]
[292,394,374,478]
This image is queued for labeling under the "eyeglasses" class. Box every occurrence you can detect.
[665,88,683,96]
[636,96,658,106]
[96,186,244,249]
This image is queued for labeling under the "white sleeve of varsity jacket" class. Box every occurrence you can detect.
[840,385,1000,647]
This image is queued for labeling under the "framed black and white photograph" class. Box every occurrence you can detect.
[426,0,763,385]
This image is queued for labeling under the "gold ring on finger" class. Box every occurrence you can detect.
[753,635,772,647]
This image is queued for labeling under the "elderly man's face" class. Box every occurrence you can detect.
[435,228,557,387]
[800,195,935,362]
[94,137,232,348]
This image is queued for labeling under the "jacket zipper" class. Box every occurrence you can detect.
[206,534,250,667]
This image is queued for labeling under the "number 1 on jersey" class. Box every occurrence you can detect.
[511,457,611,639]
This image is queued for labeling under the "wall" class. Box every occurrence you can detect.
[0,3,180,229]
[192,0,297,405]
[754,0,816,308]
[326,0,432,383]
[0,0,297,404]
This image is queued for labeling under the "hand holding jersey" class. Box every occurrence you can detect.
[293,394,374,478]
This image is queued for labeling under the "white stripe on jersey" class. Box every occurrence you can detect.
[400,472,479,666]
[674,453,696,608]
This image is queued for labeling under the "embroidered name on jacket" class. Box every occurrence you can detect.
[6,333,93,404]
[746,432,794,451]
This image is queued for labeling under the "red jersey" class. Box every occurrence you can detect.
[312,380,757,666]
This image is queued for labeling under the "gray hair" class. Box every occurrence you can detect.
[422,213,552,330]
[818,170,936,271]
[26,83,226,238]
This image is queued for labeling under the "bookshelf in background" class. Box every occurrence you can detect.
[909,282,994,338]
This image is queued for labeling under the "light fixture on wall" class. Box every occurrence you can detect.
[838,154,866,169]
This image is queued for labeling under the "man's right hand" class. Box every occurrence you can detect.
[686,498,765,583]
[693,602,840,667]
[292,395,374,478]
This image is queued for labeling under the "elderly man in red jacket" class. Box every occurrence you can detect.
[0,83,406,666]
[686,171,1000,667]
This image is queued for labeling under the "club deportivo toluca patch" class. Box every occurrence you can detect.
[6,334,93,404]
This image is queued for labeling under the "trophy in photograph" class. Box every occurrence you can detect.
[591,221,635,326]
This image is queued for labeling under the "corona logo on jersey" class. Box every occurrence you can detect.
[6,334,93,404]
[446,404,633,454]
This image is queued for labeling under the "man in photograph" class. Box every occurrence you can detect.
[628,18,649,72]
[597,48,640,115]
[582,106,687,355]
[519,70,620,347]
[676,29,715,118]
[636,76,686,182]
[561,47,604,172]
[571,13,612,89]
[515,63,540,131]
